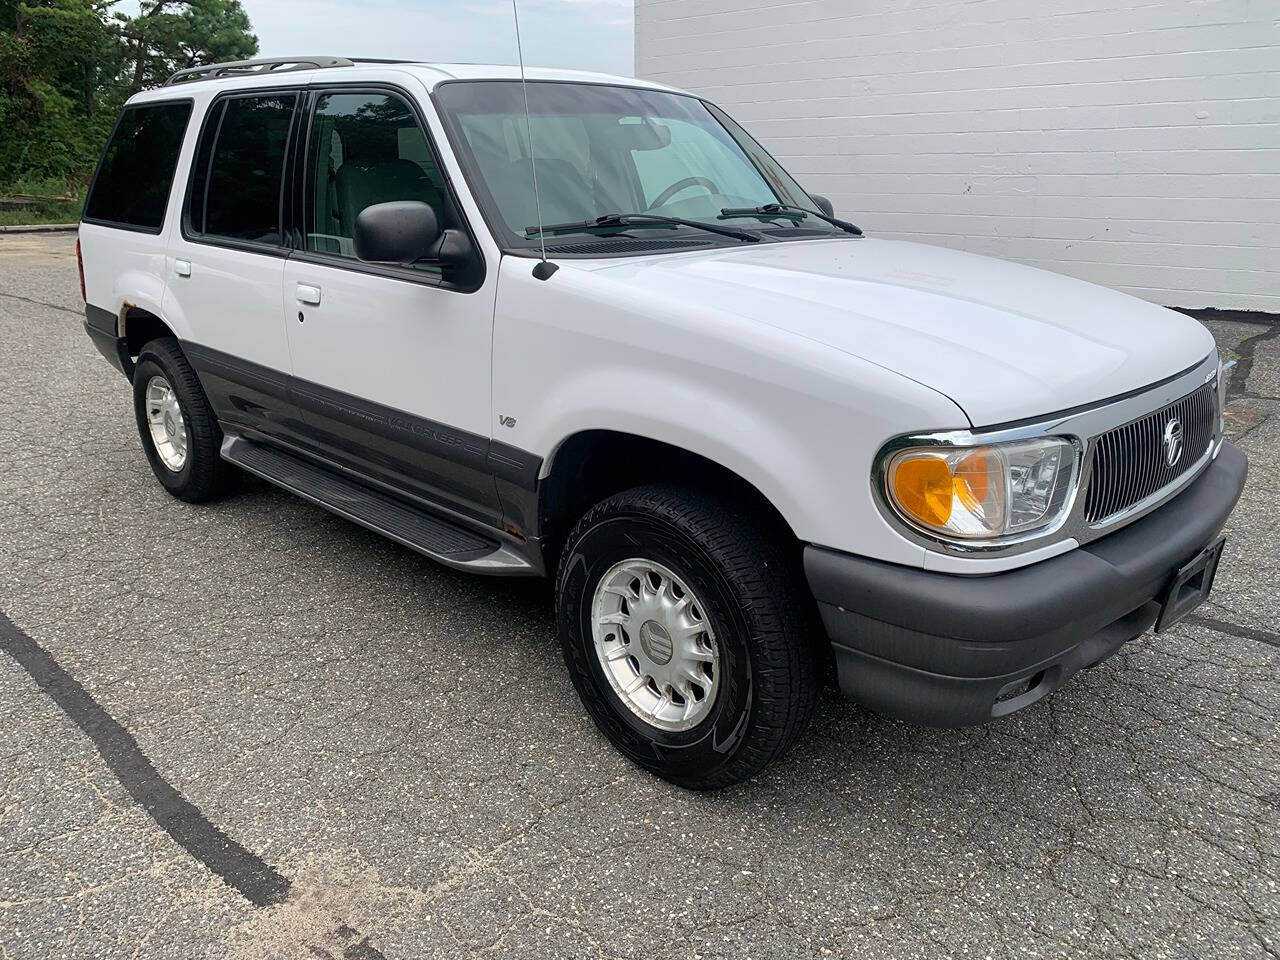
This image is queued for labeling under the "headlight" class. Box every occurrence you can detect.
[884,437,1078,540]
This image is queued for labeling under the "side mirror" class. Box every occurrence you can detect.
[810,194,835,218]
[431,228,475,266]
[355,201,442,265]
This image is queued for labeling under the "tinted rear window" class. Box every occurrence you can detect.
[84,101,193,232]
[188,94,296,246]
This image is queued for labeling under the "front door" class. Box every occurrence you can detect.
[281,86,500,527]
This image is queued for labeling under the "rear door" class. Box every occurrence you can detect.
[162,89,307,445]
[281,85,501,528]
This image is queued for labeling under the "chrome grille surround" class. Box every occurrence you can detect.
[872,351,1223,559]
[1083,382,1217,526]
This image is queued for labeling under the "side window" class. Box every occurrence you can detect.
[85,101,192,232]
[306,92,446,261]
[188,93,297,246]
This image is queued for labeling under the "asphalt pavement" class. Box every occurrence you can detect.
[1,232,1277,959]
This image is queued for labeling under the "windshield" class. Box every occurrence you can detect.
[433,80,837,252]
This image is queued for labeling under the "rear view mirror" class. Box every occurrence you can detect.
[355,201,442,265]
[617,117,672,151]
[810,194,835,218]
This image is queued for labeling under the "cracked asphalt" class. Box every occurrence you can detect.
[1,232,1277,959]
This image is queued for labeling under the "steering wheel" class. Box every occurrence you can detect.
[646,176,721,211]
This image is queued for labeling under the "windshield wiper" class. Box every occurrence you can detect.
[525,213,760,243]
[720,203,862,236]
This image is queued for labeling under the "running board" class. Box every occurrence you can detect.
[220,435,536,574]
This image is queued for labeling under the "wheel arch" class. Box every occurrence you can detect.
[121,305,177,359]
[537,428,804,575]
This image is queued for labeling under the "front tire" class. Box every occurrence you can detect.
[556,484,819,789]
[131,337,229,503]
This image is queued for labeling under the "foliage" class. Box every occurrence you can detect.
[0,175,84,224]
[0,0,257,192]
[118,0,257,93]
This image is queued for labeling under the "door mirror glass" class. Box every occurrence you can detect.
[354,201,442,265]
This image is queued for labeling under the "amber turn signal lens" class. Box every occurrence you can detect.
[891,456,954,527]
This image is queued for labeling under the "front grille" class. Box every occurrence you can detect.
[1083,382,1217,524]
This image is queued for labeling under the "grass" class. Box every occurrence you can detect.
[0,176,85,227]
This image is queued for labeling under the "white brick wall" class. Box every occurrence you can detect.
[636,0,1280,312]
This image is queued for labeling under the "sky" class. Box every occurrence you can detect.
[120,0,636,76]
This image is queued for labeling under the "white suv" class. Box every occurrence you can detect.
[79,57,1246,788]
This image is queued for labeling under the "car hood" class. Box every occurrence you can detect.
[578,238,1215,427]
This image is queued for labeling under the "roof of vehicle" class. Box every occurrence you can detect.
[131,57,684,103]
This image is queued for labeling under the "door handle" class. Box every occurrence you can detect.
[296,284,322,306]
[174,259,191,277]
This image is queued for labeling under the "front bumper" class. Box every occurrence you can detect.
[806,442,1248,727]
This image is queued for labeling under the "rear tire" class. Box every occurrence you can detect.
[131,337,230,503]
[556,484,819,789]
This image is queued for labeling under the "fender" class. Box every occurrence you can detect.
[493,256,969,569]
[107,262,169,337]
[79,222,177,339]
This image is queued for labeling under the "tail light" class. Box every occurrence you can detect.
[75,237,87,301]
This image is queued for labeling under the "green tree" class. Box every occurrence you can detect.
[116,0,257,94]
[0,0,117,183]
[0,0,257,189]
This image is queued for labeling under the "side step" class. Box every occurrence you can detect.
[221,435,536,575]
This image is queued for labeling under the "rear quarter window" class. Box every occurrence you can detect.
[84,101,193,233]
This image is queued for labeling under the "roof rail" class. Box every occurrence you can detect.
[166,56,355,86]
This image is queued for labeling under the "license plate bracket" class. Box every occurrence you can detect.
[1155,536,1226,633]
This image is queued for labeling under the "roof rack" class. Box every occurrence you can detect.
[166,56,355,86]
